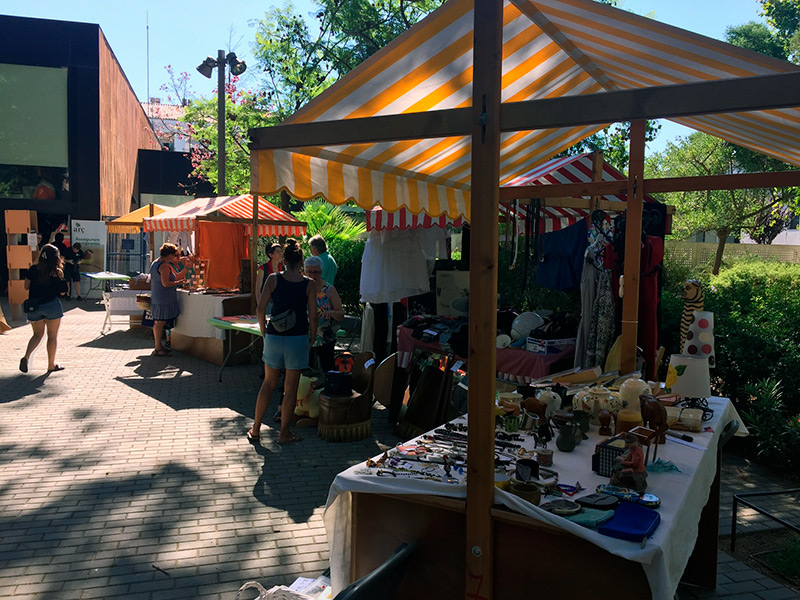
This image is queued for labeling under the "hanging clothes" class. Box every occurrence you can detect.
[536,218,589,291]
[603,235,664,380]
[574,246,600,368]
[586,270,616,369]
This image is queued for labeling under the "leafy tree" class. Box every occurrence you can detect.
[645,132,798,273]
[759,0,800,59]
[725,21,787,59]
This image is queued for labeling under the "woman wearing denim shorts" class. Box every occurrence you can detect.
[248,239,317,446]
[19,244,68,373]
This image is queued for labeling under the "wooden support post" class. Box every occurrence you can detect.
[250,154,260,314]
[621,120,646,374]
[466,0,502,597]
[591,150,604,211]
[148,203,155,265]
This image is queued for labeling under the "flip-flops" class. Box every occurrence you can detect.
[278,434,303,446]
[272,411,282,423]
[246,430,260,443]
[151,349,172,357]
[48,365,65,372]
[19,358,28,373]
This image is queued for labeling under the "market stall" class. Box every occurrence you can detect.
[141,195,306,364]
[247,0,800,596]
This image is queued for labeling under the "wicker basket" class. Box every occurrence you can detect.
[136,294,152,310]
[591,435,628,477]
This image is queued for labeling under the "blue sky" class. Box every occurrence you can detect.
[2,0,767,151]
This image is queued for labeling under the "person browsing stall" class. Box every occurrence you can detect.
[308,235,337,285]
[255,242,284,303]
[66,242,84,300]
[248,239,317,446]
[19,244,69,373]
[149,243,195,356]
[304,255,344,372]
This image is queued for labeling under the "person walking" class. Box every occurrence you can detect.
[308,235,337,285]
[248,239,317,445]
[149,243,187,356]
[19,244,68,373]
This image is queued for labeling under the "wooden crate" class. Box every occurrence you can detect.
[8,279,28,304]
[6,245,38,269]
[4,210,38,235]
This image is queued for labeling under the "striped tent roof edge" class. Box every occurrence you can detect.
[365,206,466,231]
[142,195,306,237]
[252,0,800,220]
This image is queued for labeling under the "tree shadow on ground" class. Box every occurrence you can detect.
[79,329,152,350]
[0,461,301,598]
[0,372,51,404]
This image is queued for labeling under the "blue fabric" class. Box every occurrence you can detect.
[149,260,180,321]
[536,219,589,291]
[319,251,338,285]
[263,334,310,370]
[26,298,64,322]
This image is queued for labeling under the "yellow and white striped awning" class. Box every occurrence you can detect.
[252,0,800,221]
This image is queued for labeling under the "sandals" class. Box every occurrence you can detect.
[48,365,65,372]
[278,434,303,446]
[272,411,282,423]
[246,430,260,443]
[151,349,172,357]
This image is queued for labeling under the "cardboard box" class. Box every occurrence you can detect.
[4,210,38,235]
[129,277,151,290]
[8,279,28,304]
[526,337,576,354]
[6,245,37,269]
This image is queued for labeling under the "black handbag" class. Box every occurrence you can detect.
[23,298,39,313]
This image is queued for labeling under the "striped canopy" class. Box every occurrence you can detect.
[252,0,800,221]
[365,206,465,231]
[106,204,169,234]
[500,152,658,232]
[142,195,306,237]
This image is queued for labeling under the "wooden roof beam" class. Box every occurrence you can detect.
[501,169,800,200]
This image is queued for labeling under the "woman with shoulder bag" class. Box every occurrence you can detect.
[248,239,317,445]
[19,244,69,373]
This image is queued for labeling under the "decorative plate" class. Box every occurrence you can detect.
[539,499,582,516]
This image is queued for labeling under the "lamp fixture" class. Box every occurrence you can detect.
[196,56,217,79]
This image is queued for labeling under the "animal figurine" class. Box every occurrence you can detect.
[640,393,668,444]
[680,279,704,354]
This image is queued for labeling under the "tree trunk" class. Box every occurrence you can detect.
[712,228,730,275]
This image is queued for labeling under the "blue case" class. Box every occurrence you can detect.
[597,501,661,542]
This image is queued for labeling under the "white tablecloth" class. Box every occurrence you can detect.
[174,290,249,340]
[324,397,744,600]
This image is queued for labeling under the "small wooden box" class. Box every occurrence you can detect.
[4,210,38,235]
[8,279,28,304]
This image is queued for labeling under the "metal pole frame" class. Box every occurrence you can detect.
[217,49,226,197]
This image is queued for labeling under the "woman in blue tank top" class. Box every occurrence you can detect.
[248,239,317,445]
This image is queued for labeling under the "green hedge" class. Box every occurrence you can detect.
[661,258,800,468]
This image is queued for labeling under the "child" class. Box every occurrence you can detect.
[610,433,648,492]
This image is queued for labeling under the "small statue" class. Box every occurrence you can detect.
[610,434,647,492]
[640,393,668,444]
[680,279,704,354]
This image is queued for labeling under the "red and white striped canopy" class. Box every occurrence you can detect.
[365,207,465,231]
[142,195,306,237]
[499,153,656,233]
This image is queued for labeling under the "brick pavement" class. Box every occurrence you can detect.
[0,299,797,599]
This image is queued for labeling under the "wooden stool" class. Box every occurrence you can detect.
[318,390,372,442]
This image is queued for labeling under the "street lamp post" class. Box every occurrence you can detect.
[196,50,247,197]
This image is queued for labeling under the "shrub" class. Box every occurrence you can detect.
[327,237,365,314]
[740,379,800,471]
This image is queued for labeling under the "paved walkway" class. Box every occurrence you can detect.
[0,300,797,599]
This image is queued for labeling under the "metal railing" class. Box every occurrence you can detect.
[730,488,800,552]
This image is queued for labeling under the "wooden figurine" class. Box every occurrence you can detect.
[680,279,704,354]
[640,394,668,444]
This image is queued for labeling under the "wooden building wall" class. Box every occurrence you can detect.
[98,31,159,218]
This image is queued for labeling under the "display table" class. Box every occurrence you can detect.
[170,290,253,366]
[397,325,572,383]
[324,397,744,599]
[84,271,130,295]
[101,289,143,333]
[207,315,263,381]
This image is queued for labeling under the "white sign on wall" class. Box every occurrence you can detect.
[71,220,107,272]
